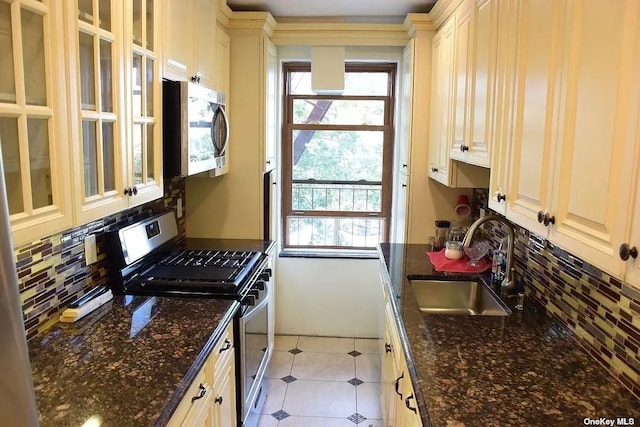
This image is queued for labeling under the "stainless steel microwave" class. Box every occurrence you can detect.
[162,81,229,177]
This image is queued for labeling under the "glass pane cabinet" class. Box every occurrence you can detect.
[0,0,72,246]
[68,0,161,225]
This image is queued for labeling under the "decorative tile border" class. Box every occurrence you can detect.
[473,189,640,399]
[15,177,186,341]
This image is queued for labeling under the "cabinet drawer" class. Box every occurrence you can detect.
[209,322,234,375]
[167,367,210,427]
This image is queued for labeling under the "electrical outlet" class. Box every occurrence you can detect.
[84,234,97,265]
[479,208,486,218]
[177,197,183,219]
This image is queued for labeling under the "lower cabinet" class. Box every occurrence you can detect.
[168,322,236,427]
[380,276,422,426]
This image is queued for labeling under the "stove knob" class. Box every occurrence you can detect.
[255,281,265,291]
[260,269,272,281]
[245,295,255,306]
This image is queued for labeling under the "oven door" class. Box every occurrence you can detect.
[239,281,270,427]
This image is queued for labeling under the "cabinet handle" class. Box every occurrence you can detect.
[402,163,407,168]
[402,183,407,188]
[219,339,232,353]
[619,243,638,261]
[405,393,417,413]
[543,213,555,226]
[124,187,130,196]
[431,167,438,173]
[191,383,206,402]
[394,372,404,399]
[214,396,223,405]
[460,145,469,152]
[385,343,392,353]
[191,75,201,84]
[497,193,506,202]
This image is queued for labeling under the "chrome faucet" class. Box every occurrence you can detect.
[461,215,515,297]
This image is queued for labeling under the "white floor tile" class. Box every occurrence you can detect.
[356,382,382,420]
[291,352,355,381]
[275,335,299,351]
[267,350,294,379]
[262,378,287,414]
[297,336,355,353]
[355,338,381,355]
[256,414,279,427]
[283,380,356,417]
[279,416,355,426]
[355,354,381,382]
[361,419,384,426]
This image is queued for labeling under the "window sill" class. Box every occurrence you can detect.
[278,248,379,260]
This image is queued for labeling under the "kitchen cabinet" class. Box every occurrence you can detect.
[1,0,73,246]
[450,0,498,168]
[215,25,231,101]
[163,0,217,89]
[66,0,162,226]
[264,38,277,172]
[428,12,490,189]
[505,0,640,279]
[168,321,236,427]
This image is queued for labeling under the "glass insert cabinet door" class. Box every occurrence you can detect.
[0,0,72,246]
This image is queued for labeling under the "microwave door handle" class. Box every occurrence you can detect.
[217,106,229,156]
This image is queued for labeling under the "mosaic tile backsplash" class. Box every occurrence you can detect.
[472,188,640,400]
[15,177,186,341]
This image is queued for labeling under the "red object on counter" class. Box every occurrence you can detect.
[426,249,491,273]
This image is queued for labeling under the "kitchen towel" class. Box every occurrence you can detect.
[426,249,491,273]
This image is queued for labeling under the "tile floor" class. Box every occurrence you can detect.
[256,335,383,427]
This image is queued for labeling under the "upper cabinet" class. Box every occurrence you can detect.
[504,0,640,280]
[264,38,277,172]
[67,0,162,225]
[163,0,217,89]
[0,0,73,247]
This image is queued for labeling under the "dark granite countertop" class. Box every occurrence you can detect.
[378,243,640,427]
[29,296,238,426]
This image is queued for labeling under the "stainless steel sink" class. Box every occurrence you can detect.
[409,279,510,316]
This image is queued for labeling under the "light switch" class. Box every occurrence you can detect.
[177,197,183,219]
[84,234,97,265]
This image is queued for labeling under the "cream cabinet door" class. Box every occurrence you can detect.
[398,43,414,178]
[0,0,73,246]
[450,2,472,162]
[162,0,193,81]
[193,0,217,89]
[505,0,563,238]
[428,16,455,185]
[264,38,277,172]
[215,25,230,98]
[625,174,640,289]
[549,0,640,277]
[210,349,237,427]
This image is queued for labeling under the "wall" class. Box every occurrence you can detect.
[15,178,185,341]
[473,189,640,400]
[275,257,381,338]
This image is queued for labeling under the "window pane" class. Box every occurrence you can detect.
[99,0,111,31]
[0,3,16,103]
[146,57,154,115]
[27,118,51,209]
[0,118,23,214]
[82,120,98,197]
[132,0,142,46]
[292,130,383,181]
[79,32,96,110]
[99,39,113,112]
[132,124,142,184]
[292,182,381,212]
[289,70,389,96]
[78,0,93,24]
[21,9,46,106]
[146,0,154,50]
[132,53,142,116]
[287,216,384,248]
[293,99,384,125]
[102,121,115,192]
[146,124,154,181]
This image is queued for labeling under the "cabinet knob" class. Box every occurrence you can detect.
[402,183,407,188]
[543,213,555,226]
[619,243,638,261]
[214,396,223,405]
[124,187,131,196]
[431,167,438,173]
[385,343,392,353]
[460,145,469,152]
[537,211,545,224]
[191,75,200,84]
[497,193,506,202]
[191,383,206,402]
[402,163,407,168]
[132,186,138,196]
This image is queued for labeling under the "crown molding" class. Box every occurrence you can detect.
[403,13,435,36]
[428,0,465,29]
[228,11,277,36]
[272,22,410,46]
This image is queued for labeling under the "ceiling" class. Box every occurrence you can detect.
[226,0,437,22]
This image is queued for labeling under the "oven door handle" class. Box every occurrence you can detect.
[242,283,269,318]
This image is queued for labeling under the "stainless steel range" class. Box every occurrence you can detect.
[105,211,272,427]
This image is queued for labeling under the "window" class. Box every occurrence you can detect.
[282,62,396,251]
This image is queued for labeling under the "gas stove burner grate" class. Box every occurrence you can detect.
[159,249,259,269]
